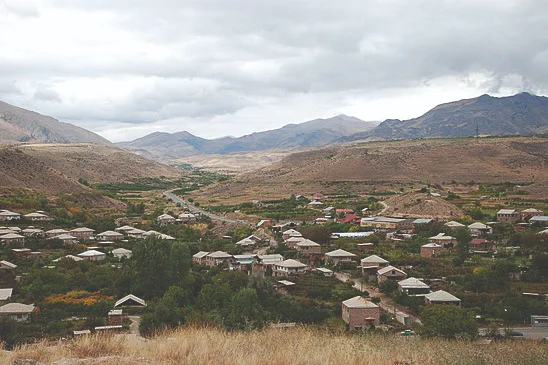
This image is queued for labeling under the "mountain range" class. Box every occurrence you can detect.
[0,100,110,145]
[117,115,376,160]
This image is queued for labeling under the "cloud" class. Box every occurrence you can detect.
[0,0,547,142]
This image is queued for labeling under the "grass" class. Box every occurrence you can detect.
[3,327,548,365]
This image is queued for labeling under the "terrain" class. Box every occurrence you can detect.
[118,115,376,160]
[191,137,548,203]
[0,100,110,145]
[0,143,181,203]
[345,92,548,142]
[4,327,546,365]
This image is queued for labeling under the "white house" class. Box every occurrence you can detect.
[0,303,35,321]
[77,249,106,261]
[112,248,132,260]
[274,259,307,277]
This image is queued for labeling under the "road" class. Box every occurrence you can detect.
[334,272,421,325]
[163,190,248,225]
[479,327,548,340]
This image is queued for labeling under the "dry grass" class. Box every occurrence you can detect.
[3,327,548,365]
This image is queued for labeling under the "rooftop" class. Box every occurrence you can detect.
[425,290,461,302]
[342,296,378,309]
[325,249,357,258]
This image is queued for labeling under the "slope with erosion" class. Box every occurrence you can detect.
[192,137,548,203]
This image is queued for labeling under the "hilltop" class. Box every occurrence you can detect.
[345,93,548,142]
[193,137,548,202]
[0,100,110,145]
[3,327,546,365]
[0,143,181,200]
[118,115,376,160]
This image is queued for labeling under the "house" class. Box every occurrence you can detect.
[0,288,13,305]
[23,212,52,222]
[53,255,83,262]
[470,238,492,251]
[295,239,322,255]
[398,277,430,295]
[112,248,132,260]
[157,213,176,225]
[497,209,520,223]
[276,280,296,293]
[315,267,334,277]
[70,227,95,240]
[444,221,465,228]
[51,234,78,245]
[115,225,136,233]
[126,228,146,238]
[233,255,257,271]
[12,248,31,258]
[45,229,69,238]
[192,251,209,265]
[342,296,380,328]
[325,249,357,266]
[97,230,124,241]
[308,200,324,208]
[0,260,17,271]
[285,236,305,248]
[0,210,21,221]
[0,233,25,246]
[114,294,146,308]
[357,243,375,252]
[108,309,124,325]
[377,266,407,284]
[424,290,461,306]
[274,259,307,277]
[323,206,335,215]
[420,243,444,258]
[178,213,197,223]
[530,216,548,226]
[412,218,433,229]
[283,228,303,241]
[0,303,36,321]
[142,231,175,240]
[205,251,233,267]
[77,249,106,261]
[531,315,548,327]
[360,216,411,231]
[468,222,492,236]
[256,219,272,228]
[428,233,457,247]
[360,255,390,273]
[236,235,260,247]
[252,254,284,277]
[21,228,44,237]
[521,208,544,221]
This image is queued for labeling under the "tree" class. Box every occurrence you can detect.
[454,227,471,263]
[225,289,265,331]
[379,279,397,294]
[301,226,331,244]
[420,305,478,340]
[132,238,172,298]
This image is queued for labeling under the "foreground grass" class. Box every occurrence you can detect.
[3,327,548,365]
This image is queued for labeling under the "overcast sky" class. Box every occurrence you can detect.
[1,0,547,142]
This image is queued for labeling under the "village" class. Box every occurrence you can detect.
[1,183,548,346]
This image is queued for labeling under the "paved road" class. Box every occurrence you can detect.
[163,190,248,225]
[334,272,421,325]
[479,327,548,340]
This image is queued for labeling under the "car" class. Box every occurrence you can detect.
[400,330,415,336]
[507,330,524,337]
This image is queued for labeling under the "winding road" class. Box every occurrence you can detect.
[163,190,248,225]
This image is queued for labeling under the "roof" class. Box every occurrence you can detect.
[413,218,433,224]
[497,209,517,215]
[421,243,443,248]
[0,260,17,269]
[361,255,389,264]
[0,288,13,301]
[277,280,295,286]
[77,249,106,257]
[325,249,357,258]
[425,290,461,302]
[52,234,77,240]
[114,294,146,307]
[115,225,135,231]
[429,233,455,240]
[444,221,465,227]
[98,230,124,237]
[52,255,83,262]
[46,229,69,234]
[468,222,489,229]
[283,229,302,236]
[235,237,256,246]
[342,296,378,309]
[332,232,374,238]
[522,208,543,213]
[22,228,43,234]
[70,227,95,232]
[277,259,307,269]
[233,255,257,264]
[193,251,209,259]
[471,238,489,245]
[530,216,548,222]
[206,251,233,259]
[0,210,20,216]
[258,254,284,264]
[377,265,406,276]
[0,303,35,314]
[316,267,333,274]
[112,248,132,254]
[0,233,25,239]
[126,228,146,234]
[296,239,321,247]
[398,277,429,289]
[24,212,48,218]
[157,213,176,220]
[73,330,92,335]
[108,309,123,316]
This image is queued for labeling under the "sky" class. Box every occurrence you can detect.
[1,0,547,142]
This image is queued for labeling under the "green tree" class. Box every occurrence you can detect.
[420,305,478,339]
[225,289,265,331]
[133,238,172,298]
[454,227,471,263]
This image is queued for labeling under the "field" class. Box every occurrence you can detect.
[4,327,547,365]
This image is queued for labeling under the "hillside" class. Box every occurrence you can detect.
[0,100,110,145]
[3,327,546,365]
[118,115,376,160]
[0,143,181,200]
[194,137,548,202]
[345,93,548,142]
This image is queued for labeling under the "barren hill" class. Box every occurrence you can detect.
[381,192,465,219]
[194,137,548,202]
[0,100,110,145]
[0,143,181,200]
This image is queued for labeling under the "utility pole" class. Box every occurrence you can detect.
[476,122,479,138]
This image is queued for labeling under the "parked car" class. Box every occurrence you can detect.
[400,330,415,336]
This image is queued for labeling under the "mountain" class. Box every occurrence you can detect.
[0,100,110,145]
[344,92,548,142]
[0,143,180,205]
[118,115,376,160]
